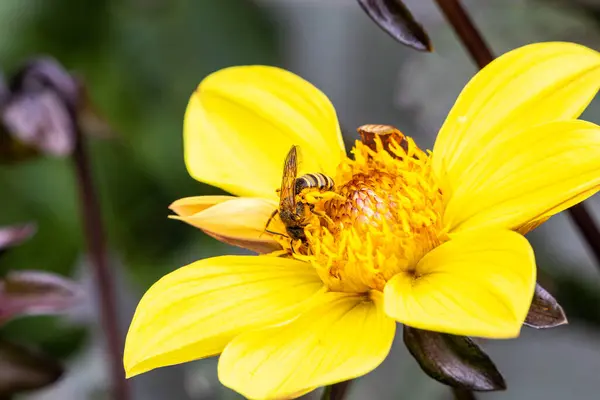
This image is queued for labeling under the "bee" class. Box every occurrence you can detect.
[266,145,335,242]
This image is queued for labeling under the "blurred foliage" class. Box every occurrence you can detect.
[0,0,279,283]
[0,0,279,376]
[542,268,600,328]
[1,317,87,360]
[0,338,64,396]
[0,226,85,395]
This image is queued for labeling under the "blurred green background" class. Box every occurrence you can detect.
[1,0,600,399]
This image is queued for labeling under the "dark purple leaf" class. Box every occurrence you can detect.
[0,224,36,252]
[357,0,432,51]
[11,58,79,109]
[0,339,63,395]
[0,270,83,324]
[524,283,568,329]
[2,90,75,156]
[404,326,506,391]
[1,57,82,158]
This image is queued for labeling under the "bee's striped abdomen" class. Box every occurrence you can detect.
[295,173,334,193]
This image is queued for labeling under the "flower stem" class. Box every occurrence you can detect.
[566,204,600,266]
[321,381,352,400]
[433,0,493,68]
[433,0,600,264]
[452,388,477,400]
[71,120,129,400]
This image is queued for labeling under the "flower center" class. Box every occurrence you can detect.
[298,137,445,293]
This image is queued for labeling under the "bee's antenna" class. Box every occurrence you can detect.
[265,229,288,239]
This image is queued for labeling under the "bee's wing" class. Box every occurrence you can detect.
[279,145,299,211]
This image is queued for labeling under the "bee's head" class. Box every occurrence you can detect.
[285,226,306,241]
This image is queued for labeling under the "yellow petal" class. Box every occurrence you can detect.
[184,66,346,199]
[384,230,535,338]
[218,291,395,399]
[170,196,281,254]
[169,195,234,217]
[433,42,600,195]
[443,120,600,233]
[124,256,323,378]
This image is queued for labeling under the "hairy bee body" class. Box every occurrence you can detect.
[295,173,335,194]
[266,146,335,242]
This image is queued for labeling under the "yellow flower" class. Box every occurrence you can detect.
[124,42,600,399]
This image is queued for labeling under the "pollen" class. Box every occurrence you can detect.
[301,136,446,293]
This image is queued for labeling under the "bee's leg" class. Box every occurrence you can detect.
[308,204,334,226]
[289,236,310,256]
[320,191,345,201]
[265,229,288,239]
[290,239,303,255]
[304,191,344,203]
[260,210,280,238]
[265,209,278,227]
[308,204,323,216]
